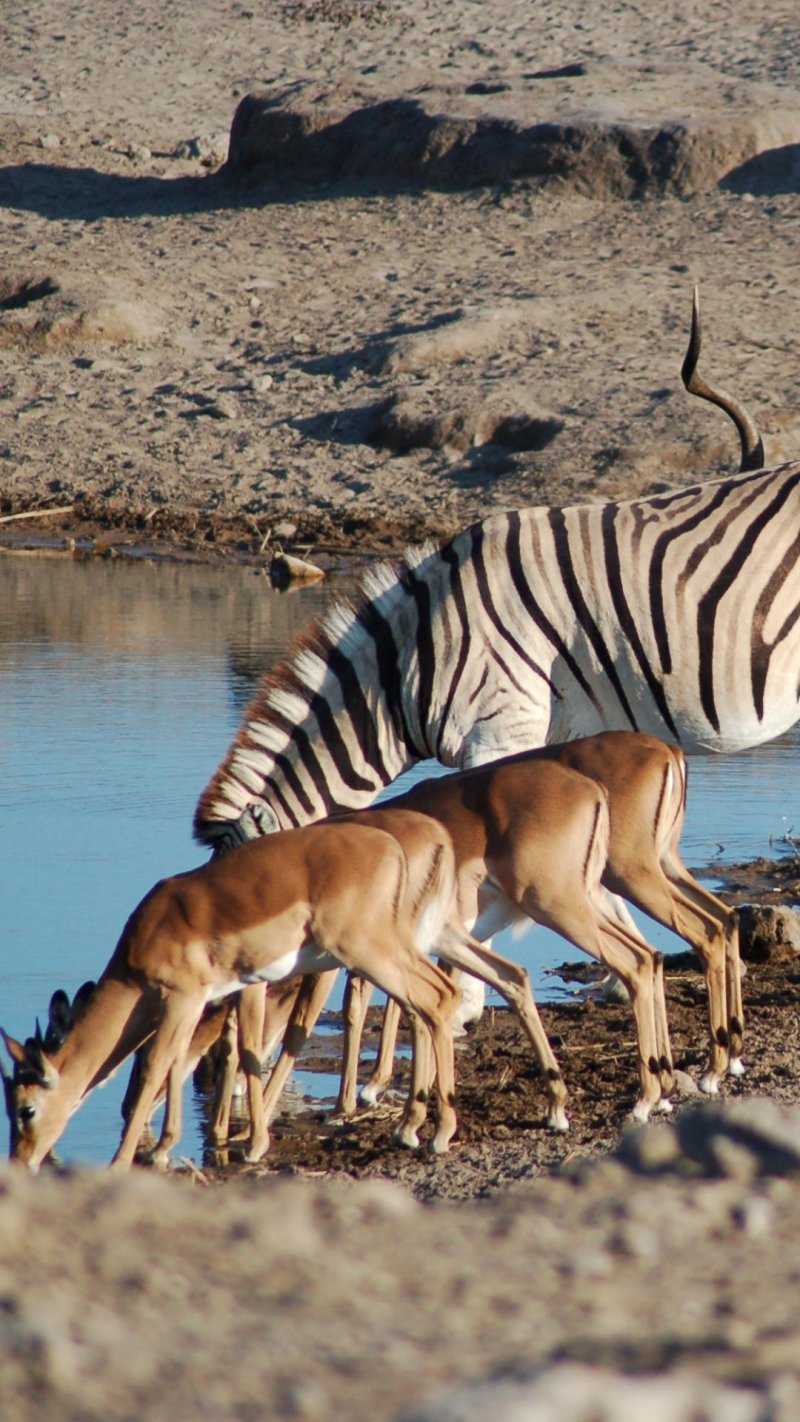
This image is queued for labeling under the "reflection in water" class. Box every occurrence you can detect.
[1,551,799,1166]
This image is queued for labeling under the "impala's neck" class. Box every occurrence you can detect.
[54,975,154,1106]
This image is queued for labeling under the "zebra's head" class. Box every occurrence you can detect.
[205,799,282,857]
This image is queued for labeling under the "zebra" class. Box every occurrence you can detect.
[195,291,793,856]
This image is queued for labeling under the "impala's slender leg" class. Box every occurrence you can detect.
[150,1055,187,1170]
[112,990,206,1170]
[436,926,570,1130]
[664,861,743,1083]
[258,969,338,1132]
[359,995,401,1108]
[338,974,374,1115]
[530,893,663,1122]
[208,1000,240,1145]
[613,834,739,1091]
[220,972,339,1164]
[368,952,458,1154]
[395,1009,432,1149]
[226,979,306,1144]
[237,985,268,1161]
[724,916,745,1077]
[651,951,675,1104]
[600,890,674,1099]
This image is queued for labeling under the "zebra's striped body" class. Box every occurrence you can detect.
[195,460,800,850]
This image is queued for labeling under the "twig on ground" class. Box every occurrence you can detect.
[0,504,74,524]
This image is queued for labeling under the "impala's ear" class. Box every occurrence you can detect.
[0,1029,28,1070]
[45,990,73,1052]
[0,1029,59,1089]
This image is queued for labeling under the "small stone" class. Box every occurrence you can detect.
[731,1194,773,1237]
[673,1069,701,1097]
[172,133,229,164]
[607,1220,659,1260]
[565,1245,614,1279]
[270,553,324,588]
[272,520,297,540]
[40,133,61,150]
[618,1120,681,1174]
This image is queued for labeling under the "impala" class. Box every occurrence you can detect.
[340,732,739,1116]
[1,818,470,1170]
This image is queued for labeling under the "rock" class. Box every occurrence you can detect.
[406,1364,767,1421]
[173,133,230,165]
[738,904,800,961]
[617,1120,681,1174]
[226,65,800,198]
[40,133,61,151]
[672,1069,701,1098]
[269,552,325,588]
[619,1100,800,1180]
[675,1100,800,1180]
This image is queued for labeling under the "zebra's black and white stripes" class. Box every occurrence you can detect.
[194,459,800,851]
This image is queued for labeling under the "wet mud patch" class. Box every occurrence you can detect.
[198,930,800,1202]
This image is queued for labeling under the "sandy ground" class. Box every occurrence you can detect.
[4,2,800,1418]
[2,0,800,562]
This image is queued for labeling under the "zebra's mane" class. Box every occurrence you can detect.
[194,539,439,835]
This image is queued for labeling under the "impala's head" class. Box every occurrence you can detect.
[1,983,95,1171]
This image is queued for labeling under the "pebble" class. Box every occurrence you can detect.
[618,1120,681,1174]
[672,1069,700,1097]
[731,1194,773,1237]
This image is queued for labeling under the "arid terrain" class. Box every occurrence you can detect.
[4,1,800,1418]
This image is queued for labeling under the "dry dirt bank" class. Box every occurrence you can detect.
[2,863,800,1422]
[2,2,800,562]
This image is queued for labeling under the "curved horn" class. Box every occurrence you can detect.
[681,285,764,473]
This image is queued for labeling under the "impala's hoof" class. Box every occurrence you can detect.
[394,1125,420,1150]
[547,1107,570,1133]
[429,1134,453,1156]
[631,1099,654,1124]
[699,1071,721,1096]
[359,1082,383,1107]
[728,1056,746,1078]
[653,1097,674,1115]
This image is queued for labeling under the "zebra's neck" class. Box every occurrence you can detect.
[194,557,435,848]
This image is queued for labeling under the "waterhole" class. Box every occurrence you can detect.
[1,552,798,1165]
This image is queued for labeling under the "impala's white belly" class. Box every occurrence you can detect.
[241,940,340,985]
[207,940,340,1002]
